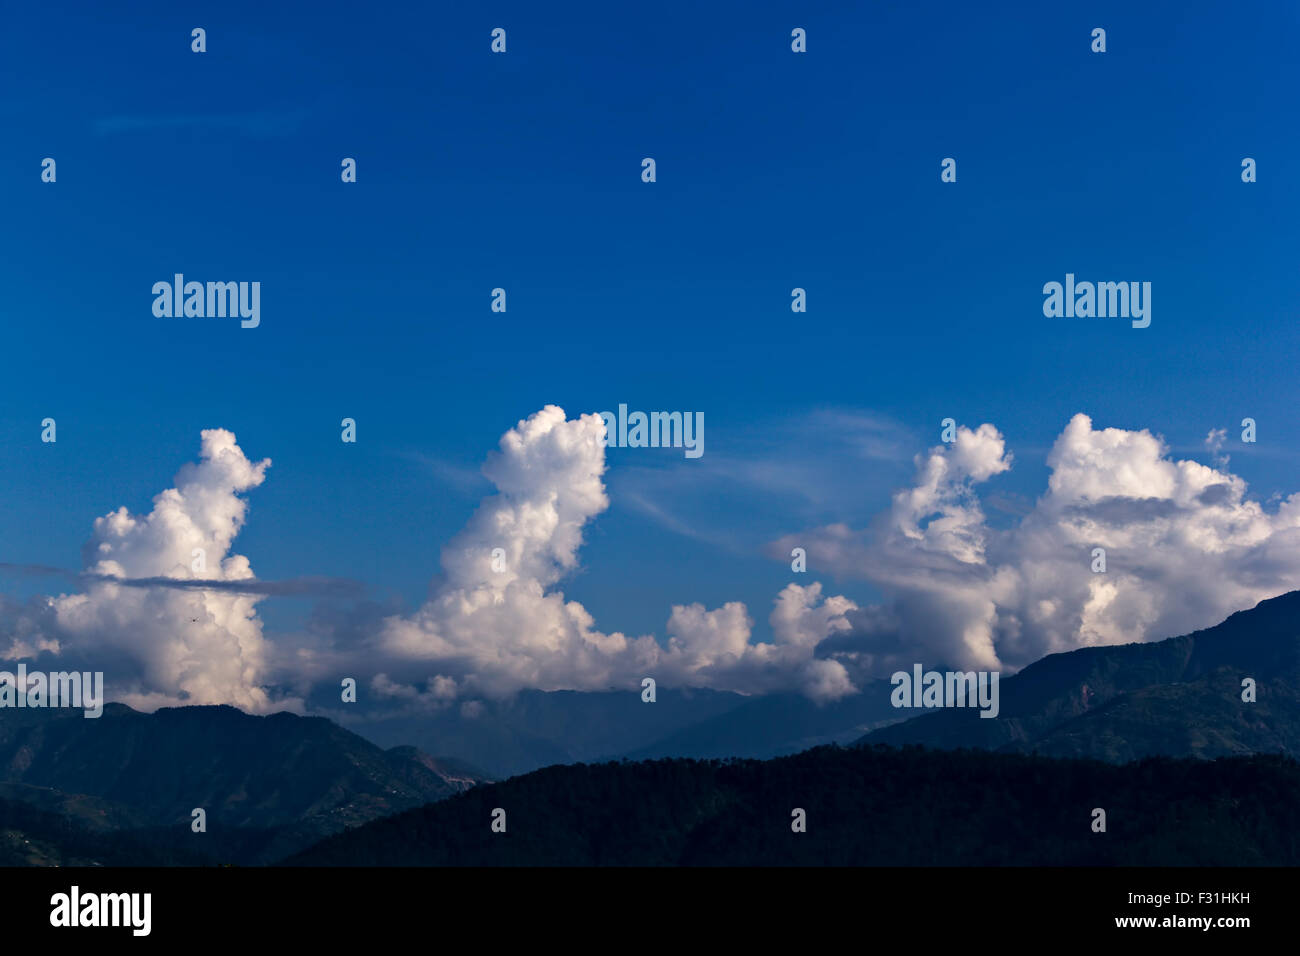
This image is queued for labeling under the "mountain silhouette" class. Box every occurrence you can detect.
[6,591,1300,866]
[284,745,1300,866]
[0,702,489,863]
[858,590,1300,760]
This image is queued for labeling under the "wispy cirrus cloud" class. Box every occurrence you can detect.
[0,563,361,598]
[395,450,490,495]
[93,109,311,137]
[609,407,917,549]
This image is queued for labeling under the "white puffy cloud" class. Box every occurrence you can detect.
[19,407,1283,713]
[379,407,860,702]
[47,429,299,713]
[1,409,860,711]
[380,406,655,696]
[891,422,1011,564]
[776,413,1300,678]
[655,583,859,699]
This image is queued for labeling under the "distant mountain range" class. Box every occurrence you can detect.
[284,591,1300,865]
[3,590,1299,865]
[338,591,1300,776]
[857,590,1300,761]
[0,703,489,864]
[339,684,903,778]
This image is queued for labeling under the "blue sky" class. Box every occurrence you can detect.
[2,1,1299,703]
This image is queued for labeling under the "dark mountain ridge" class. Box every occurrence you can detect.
[858,590,1300,761]
[285,745,1300,866]
[0,702,489,863]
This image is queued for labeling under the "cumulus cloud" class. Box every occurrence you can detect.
[774,413,1300,679]
[4,409,859,710]
[42,429,299,713]
[0,594,62,660]
[14,406,1291,714]
[658,582,859,699]
[379,406,649,696]
[378,406,860,702]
